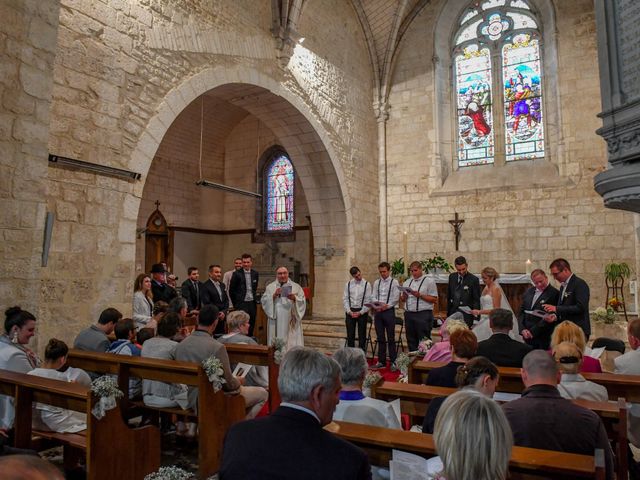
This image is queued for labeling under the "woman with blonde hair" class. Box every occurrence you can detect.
[428,389,512,480]
[550,320,602,373]
[133,273,155,331]
[553,341,608,401]
[471,267,522,343]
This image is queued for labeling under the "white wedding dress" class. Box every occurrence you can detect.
[472,285,523,343]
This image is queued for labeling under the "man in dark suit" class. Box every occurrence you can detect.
[150,263,177,304]
[180,266,201,314]
[220,347,371,480]
[229,253,259,336]
[446,256,481,328]
[517,269,560,350]
[201,264,229,335]
[477,308,532,368]
[543,258,591,339]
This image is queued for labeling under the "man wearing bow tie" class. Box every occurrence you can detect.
[517,269,560,349]
[542,258,591,339]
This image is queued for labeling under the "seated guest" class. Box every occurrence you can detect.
[428,389,512,480]
[132,273,154,331]
[175,305,267,419]
[0,307,39,429]
[477,308,532,368]
[550,320,602,373]
[135,327,155,349]
[502,350,614,480]
[73,307,121,352]
[107,318,142,399]
[220,347,371,479]
[423,314,468,363]
[141,313,188,409]
[0,454,64,480]
[218,310,268,388]
[553,341,608,402]
[27,339,87,433]
[614,318,640,461]
[332,347,401,429]
[423,356,499,434]
[425,329,477,388]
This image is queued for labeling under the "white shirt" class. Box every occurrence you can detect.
[343,279,372,314]
[403,275,438,312]
[371,276,400,309]
[614,348,640,447]
[243,270,253,301]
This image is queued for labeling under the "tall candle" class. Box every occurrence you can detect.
[525,259,532,275]
[403,231,408,275]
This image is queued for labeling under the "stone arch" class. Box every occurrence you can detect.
[127,65,354,316]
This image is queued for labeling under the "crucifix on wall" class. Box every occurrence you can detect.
[449,212,464,251]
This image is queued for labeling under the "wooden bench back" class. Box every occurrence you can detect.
[328,420,605,479]
[409,359,640,402]
[65,349,244,477]
[0,368,160,480]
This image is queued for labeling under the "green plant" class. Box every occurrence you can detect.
[422,253,453,273]
[391,258,406,277]
[605,262,631,284]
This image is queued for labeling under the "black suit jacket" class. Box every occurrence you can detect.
[446,272,481,325]
[477,333,532,368]
[151,280,177,304]
[180,280,202,312]
[220,406,371,480]
[201,279,229,314]
[229,269,259,306]
[556,275,590,338]
[517,284,560,350]
[425,361,465,388]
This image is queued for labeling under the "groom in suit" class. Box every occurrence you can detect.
[447,256,481,328]
[543,258,591,339]
[229,253,259,336]
[517,269,560,350]
[201,264,229,335]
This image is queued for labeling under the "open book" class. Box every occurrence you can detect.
[390,450,440,480]
[524,309,547,318]
[232,362,252,378]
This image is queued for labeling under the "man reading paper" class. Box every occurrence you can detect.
[261,266,306,349]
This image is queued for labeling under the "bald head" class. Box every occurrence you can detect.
[521,350,559,387]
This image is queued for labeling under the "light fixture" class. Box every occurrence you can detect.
[48,154,141,180]
[196,179,262,198]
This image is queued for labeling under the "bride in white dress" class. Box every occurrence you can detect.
[470,267,523,343]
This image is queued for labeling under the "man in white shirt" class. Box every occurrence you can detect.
[342,266,372,352]
[400,261,438,352]
[371,262,400,369]
[614,318,640,456]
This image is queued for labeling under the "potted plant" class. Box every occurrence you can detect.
[422,254,453,274]
[604,261,631,321]
[391,258,406,279]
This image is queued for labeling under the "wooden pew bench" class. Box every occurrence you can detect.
[65,350,245,477]
[371,380,628,480]
[0,368,160,480]
[408,359,640,402]
[327,420,605,479]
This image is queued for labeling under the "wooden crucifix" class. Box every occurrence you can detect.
[449,212,464,251]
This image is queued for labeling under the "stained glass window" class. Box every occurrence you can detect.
[265,154,295,232]
[456,46,494,166]
[503,34,544,161]
[453,0,544,167]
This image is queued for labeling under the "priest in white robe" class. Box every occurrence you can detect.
[261,266,306,350]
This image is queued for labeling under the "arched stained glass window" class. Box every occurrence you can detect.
[454,0,544,167]
[264,153,295,232]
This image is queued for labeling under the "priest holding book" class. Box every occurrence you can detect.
[261,266,306,349]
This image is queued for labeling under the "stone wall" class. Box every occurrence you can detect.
[0,1,59,350]
[384,0,637,308]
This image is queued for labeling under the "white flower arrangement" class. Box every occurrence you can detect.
[395,353,412,383]
[363,371,382,389]
[271,337,286,365]
[90,375,124,419]
[202,356,226,393]
[417,338,433,356]
[144,466,195,480]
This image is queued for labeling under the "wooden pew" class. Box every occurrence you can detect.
[409,359,640,402]
[65,349,245,478]
[327,420,605,479]
[371,381,628,480]
[223,343,281,410]
[0,368,160,480]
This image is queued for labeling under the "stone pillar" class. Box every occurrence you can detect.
[0,0,60,348]
[376,101,389,260]
[593,0,640,212]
